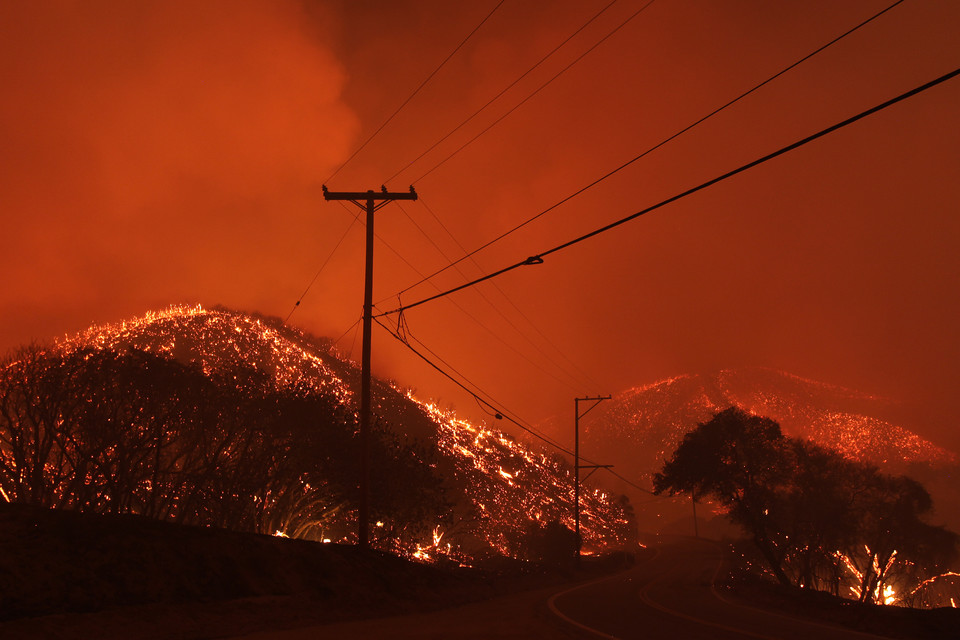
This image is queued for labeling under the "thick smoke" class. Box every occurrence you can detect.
[0,0,357,340]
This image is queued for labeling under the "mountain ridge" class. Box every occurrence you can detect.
[572,368,957,488]
[9,304,634,558]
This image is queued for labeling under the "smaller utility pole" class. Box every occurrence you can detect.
[321,185,417,549]
[692,494,699,538]
[574,395,611,563]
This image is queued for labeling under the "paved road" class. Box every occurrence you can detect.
[549,537,883,640]
[235,538,885,640]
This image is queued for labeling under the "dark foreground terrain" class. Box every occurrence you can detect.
[0,502,609,639]
[1,504,957,640]
[0,502,516,638]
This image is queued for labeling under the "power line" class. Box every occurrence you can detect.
[410,0,657,185]
[284,205,362,323]
[331,312,363,353]
[606,468,658,495]
[409,196,602,390]
[389,0,906,299]
[383,204,588,392]
[330,198,433,284]
[376,315,662,496]
[285,198,430,322]
[392,201,594,392]
[374,314,572,454]
[385,292,585,394]
[324,0,506,184]
[377,64,960,318]
[383,0,621,185]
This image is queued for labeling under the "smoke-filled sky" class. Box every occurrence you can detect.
[2,1,958,452]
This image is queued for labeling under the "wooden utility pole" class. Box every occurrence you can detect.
[692,494,700,538]
[321,185,417,548]
[574,395,611,563]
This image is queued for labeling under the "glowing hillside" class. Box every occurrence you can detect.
[566,370,957,489]
[43,304,634,559]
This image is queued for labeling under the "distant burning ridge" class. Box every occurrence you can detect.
[582,370,956,481]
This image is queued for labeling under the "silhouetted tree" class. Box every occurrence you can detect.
[843,472,958,603]
[654,407,959,602]
[653,407,794,585]
[776,440,862,592]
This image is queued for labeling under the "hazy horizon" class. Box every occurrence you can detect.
[3,1,958,453]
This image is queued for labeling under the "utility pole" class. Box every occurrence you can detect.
[322,185,417,549]
[692,493,699,538]
[574,395,611,563]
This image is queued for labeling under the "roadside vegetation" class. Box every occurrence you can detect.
[654,407,959,608]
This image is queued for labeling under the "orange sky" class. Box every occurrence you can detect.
[2,1,959,452]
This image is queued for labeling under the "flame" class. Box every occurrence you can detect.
[882,584,896,605]
[836,547,902,605]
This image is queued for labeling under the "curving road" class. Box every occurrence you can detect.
[236,537,886,639]
[549,537,884,640]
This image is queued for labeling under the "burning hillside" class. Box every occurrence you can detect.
[0,305,634,561]
[561,369,958,488]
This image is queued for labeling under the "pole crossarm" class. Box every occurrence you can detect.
[576,395,612,419]
[322,185,418,203]
[581,464,613,482]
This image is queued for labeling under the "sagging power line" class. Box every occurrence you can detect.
[405,196,602,389]
[284,205,361,324]
[408,0,657,186]
[391,201,596,392]
[376,64,960,319]
[284,198,424,323]
[383,0,623,185]
[387,0,906,300]
[374,314,661,496]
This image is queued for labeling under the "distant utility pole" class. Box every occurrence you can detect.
[322,185,417,549]
[574,395,612,563]
[692,494,699,539]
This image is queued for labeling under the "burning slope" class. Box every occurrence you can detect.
[567,369,957,489]
[33,305,633,558]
